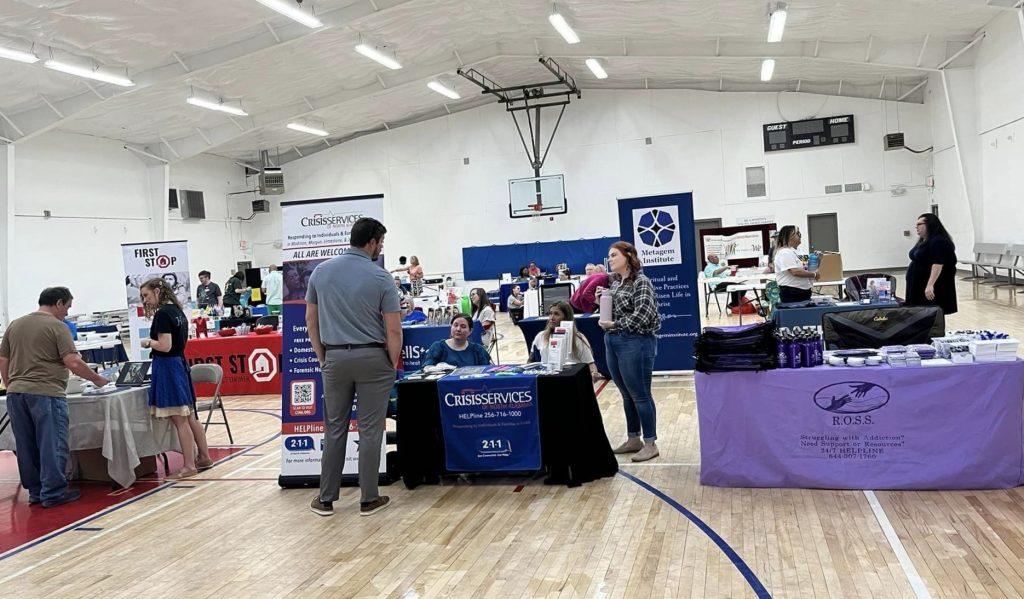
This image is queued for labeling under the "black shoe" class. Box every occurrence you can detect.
[42,489,81,508]
[310,496,334,517]
[28,496,41,505]
[360,496,391,516]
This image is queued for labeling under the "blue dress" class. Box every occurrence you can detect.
[147,304,196,418]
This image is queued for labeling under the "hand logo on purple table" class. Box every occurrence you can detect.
[813,382,890,414]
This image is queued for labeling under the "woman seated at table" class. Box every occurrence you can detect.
[507,285,525,325]
[516,266,531,282]
[531,301,601,382]
[422,314,492,368]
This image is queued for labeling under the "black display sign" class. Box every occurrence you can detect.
[763,115,855,152]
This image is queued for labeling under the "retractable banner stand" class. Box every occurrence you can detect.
[278,195,387,487]
[616,193,700,372]
[121,241,190,361]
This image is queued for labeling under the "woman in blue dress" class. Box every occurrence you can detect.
[139,278,212,479]
[422,314,492,368]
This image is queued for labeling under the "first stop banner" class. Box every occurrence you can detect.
[277,195,387,487]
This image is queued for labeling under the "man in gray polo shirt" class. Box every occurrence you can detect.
[306,217,402,517]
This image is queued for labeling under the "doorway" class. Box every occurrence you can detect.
[694,218,722,270]
[807,213,839,253]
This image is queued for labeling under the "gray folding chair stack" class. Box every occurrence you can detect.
[190,363,234,444]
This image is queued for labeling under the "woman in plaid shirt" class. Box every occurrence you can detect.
[598,241,661,462]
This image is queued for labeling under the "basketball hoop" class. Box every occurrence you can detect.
[529,204,544,221]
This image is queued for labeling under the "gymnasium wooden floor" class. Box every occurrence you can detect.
[2,274,1024,598]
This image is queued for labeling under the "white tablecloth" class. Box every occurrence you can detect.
[0,387,179,487]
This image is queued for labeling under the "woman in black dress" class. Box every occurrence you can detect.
[906,213,957,315]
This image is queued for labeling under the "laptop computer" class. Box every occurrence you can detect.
[115,361,151,387]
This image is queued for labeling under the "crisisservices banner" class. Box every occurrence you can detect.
[278,195,386,486]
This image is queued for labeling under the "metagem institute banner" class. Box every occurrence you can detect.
[121,240,190,361]
[616,193,700,372]
[437,372,541,472]
[278,195,386,487]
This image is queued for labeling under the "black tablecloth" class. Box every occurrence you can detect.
[396,364,617,488]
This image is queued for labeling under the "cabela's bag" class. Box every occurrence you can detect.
[822,306,944,350]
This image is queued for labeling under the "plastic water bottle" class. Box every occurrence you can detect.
[599,289,613,322]
[776,331,790,369]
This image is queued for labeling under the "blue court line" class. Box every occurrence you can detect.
[617,470,772,599]
[0,430,281,563]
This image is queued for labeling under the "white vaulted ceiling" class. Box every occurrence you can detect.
[0,0,1013,164]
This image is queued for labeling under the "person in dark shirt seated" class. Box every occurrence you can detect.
[422,314,492,369]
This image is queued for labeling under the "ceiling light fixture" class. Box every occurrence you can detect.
[354,43,402,70]
[767,2,788,43]
[585,58,607,79]
[254,0,323,28]
[427,80,460,99]
[186,96,249,116]
[287,122,329,136]
[548,6,580,44]
[760,58,776,82]
[44,60,134,87]
[0,46,39,64]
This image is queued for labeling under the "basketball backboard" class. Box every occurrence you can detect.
[509,174,567,218]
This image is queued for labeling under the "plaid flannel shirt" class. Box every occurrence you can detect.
[610,272,661,335]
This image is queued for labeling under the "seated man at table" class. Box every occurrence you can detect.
[0,286,109,508]
[422,314,492,369]
[703,254,743,308]
[570,265,609,313]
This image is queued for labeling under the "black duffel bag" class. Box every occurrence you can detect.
[822,306,944,350]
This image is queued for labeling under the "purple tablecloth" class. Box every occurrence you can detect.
[696,361,1024,490]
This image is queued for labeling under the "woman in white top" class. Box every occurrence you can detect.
[772,225,820,303]
[531,301,601,382]
[469,287,496,350]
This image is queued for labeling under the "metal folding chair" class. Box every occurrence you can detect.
[190,363,233,443]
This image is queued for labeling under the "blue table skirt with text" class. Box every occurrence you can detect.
[517,315,608,377]
[436,371,541,472]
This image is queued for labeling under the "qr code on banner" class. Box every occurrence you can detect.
[292,381,314,405]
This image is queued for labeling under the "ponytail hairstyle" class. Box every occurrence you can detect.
[776,225,800,250]
[140,277,182,317]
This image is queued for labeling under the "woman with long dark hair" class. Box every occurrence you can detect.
[598,241,661,462]
[422,314,492,368]
[531,301,601,382]
[907,213,957,314]
[139,278,212,479]
[469,287,496,350]
[772,225,819,303]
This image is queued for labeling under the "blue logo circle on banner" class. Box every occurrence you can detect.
[636,209,677,247]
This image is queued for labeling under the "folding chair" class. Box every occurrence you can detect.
[190,363,233,443]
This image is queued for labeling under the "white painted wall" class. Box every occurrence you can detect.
[4,132,254,319]
[266,88,933,277]
[972,10,1024,245]
[168,155,259,292]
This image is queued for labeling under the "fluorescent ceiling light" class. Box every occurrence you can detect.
[0,46,39,64]
[767,2,788,43]
[354,43,402,70]
[760,58,776,82]
[287,122,329,136]
[186,96,249,116]
[254,0,323,28]
[548,11,580,44]
[44,60,134,87]
[427,80,460,99]
[585,58,607,79]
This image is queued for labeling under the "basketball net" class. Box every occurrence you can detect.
[529,203,543,221]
